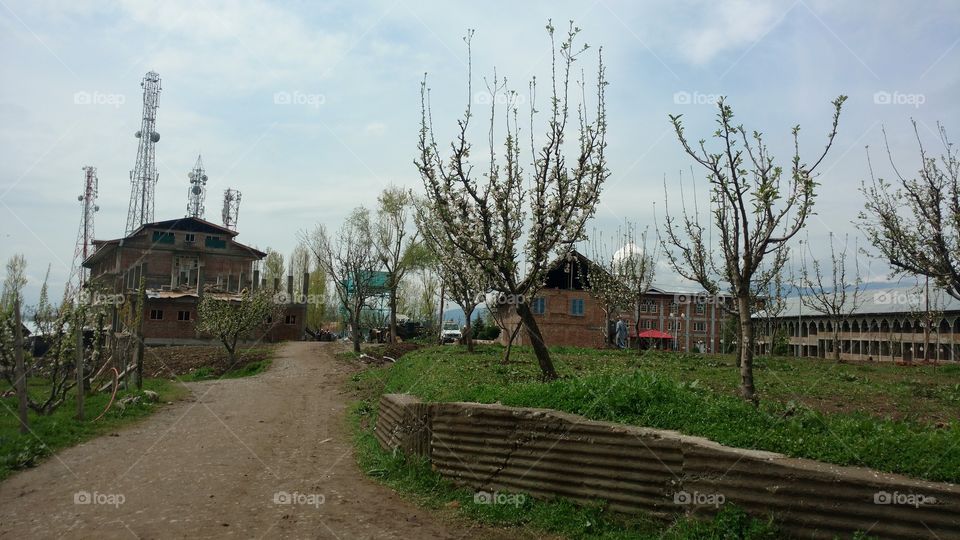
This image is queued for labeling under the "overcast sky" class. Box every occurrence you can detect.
[1,0,958,304]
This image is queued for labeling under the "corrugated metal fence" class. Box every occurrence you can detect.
[375,393,960,539]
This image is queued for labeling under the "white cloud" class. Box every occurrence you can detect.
[678,0,785,64]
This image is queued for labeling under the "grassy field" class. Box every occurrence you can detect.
[352,345,960,483]
[348,400,780,539]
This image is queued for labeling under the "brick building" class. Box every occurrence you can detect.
[497,251,731,352]
[83,217,306,345]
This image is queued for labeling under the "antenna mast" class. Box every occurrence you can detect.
[125,71,161,234]
[69,166,100,293]
[186,154,207,219]
[222,188,242,231]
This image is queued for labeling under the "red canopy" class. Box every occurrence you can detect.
[636,329,674,339]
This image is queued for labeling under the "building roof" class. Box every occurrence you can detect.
[757,283,960,319]
[82,216,266,267]
[131,216,239,238]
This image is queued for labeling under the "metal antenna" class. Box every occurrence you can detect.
[186,154,207,219]
[69,166,100,293]
[222,188,242,231]
[125,71,161,234]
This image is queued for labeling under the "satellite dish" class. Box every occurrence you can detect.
[94,205,100,211]
[150,132,160,143]
[192,186,202,194]
[201,175,208,182]
[77,195,83,201]
[135,130,142,138]
[189,172,195,180]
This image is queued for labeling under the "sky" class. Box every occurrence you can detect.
[1,0,958,305]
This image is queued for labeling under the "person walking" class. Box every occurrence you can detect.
[615,315,628,349]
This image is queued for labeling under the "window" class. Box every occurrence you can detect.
[184,233,196,243]
[152,231,175,244]
[285,314,297,325]
[669,301,679,313]
[531,297,546,315]
[150,309,163,320]
[641,319,654,329]
[639,302,648,313]
[694,321,706,332]
[695,303,706,314]
[648,302,658,313]
[570,298,585,316]
[177,310,191,321]
[205,235,226,249]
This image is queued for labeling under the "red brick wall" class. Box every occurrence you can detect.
[140,298,306,344]
[498,290,730,352]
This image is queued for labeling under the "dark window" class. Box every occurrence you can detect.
[531,297,546,315]
[152,231,175,244]
[285,314,297,325]
[205,235,226,249]
[696,303,706,314]
[184,233,196,243]
[570,298,584,316]
[694,321,706,332]
[150,309,163,320]
[178,310,191,321]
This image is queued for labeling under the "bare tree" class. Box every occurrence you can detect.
[415,198,487,352]
[661,96,846,403]
[860,122,960,301]
[196,289,279,366]
[374,186,420,344]
[307,208,380,353]
[798,233,865,362]
[416,21,609,380]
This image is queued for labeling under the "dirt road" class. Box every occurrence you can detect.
[0,342,471,539]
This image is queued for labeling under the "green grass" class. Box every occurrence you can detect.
[349,399,779,540]
[352,345,960,483]
[1,378,187,480]
[183,358,272,381]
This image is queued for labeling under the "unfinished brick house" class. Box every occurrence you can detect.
[83,216,306,345]
[497,251,730,352]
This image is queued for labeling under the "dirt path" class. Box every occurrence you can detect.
[0,342,475,539]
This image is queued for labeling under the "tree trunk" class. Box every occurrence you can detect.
[501,320,522,364]
[833,327,841,362]
[516,301,558,380]
[351,312,362,353]
[13,299,29,434]
[737,295,757,404]
[388,285,398,344]
[464,306,474,353]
